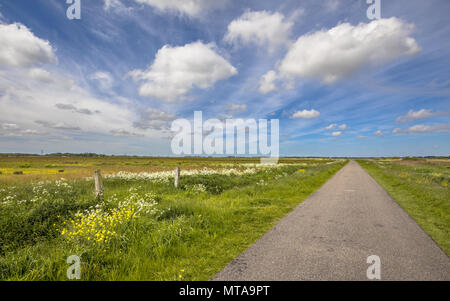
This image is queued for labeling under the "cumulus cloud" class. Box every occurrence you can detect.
[128,41,237,102]
[325,123,337,130]
[339,124,348,130]
[258,70,278,94]
[0,19,167,142]
[0,67,143,138]
[133,0,227,17]
[0,23,56,67]
[331,131,342,137]
[374,130,384,137]
[395,109,449,123]
[273,17,420,86]
[393,124,450,134]
[224,10,293,52]
[291,109,320,119]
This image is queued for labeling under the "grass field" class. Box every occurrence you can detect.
[358,158,450,255]
[0,156,335,184]
[0,156,346,280]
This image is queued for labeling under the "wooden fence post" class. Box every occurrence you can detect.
[94,170,104,201]
[174,167,180,188]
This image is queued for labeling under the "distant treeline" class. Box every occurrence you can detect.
[0,153,448,159]
[0,153,108,157]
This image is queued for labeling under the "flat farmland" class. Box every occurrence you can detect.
[0,156,334,184]
[0,155,346,280]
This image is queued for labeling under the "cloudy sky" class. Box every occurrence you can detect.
[0,0,449,156]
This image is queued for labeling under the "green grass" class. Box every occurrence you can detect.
[0,160,346,280]
[358,159,450,256]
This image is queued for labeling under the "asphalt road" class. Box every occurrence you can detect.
[213,161,450,280]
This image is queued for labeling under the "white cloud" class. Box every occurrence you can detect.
[259,70,278,94]
[291,109,320,119]
[91,71,113,90]
[331,131,342,137]
[224,10,293,52]
[134,0,227,17]
[0,67,144,138]
[28,68,52,82]
[374,130,384,137]
[393,124,450,134]
[0,23,56,67]
[395,109,448,123]
[1,123,19,130]
[104,0,122,10]
[325,123,337,130]
[339,124,348,130]
[128,41,237,102]
[103,0,133,14]
[0,19,170,145]
[19,129,45,136]
[276,18,420,84]
[357,135,367,139]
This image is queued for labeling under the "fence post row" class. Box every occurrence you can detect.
[174,167,180,188]
[94,170,104,201]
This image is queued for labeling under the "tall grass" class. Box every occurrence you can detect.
[0,160,346,280]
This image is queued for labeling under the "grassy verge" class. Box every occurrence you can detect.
[358,159,450,255]
[0,161,346,280]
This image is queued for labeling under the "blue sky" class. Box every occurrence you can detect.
[0,0,449,157]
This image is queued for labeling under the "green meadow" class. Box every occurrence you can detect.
[0,156,346,280]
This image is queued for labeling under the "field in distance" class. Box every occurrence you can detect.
[0,155,346,280]
[0,155,335,184]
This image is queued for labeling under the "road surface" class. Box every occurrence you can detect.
[213,161,450,280]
